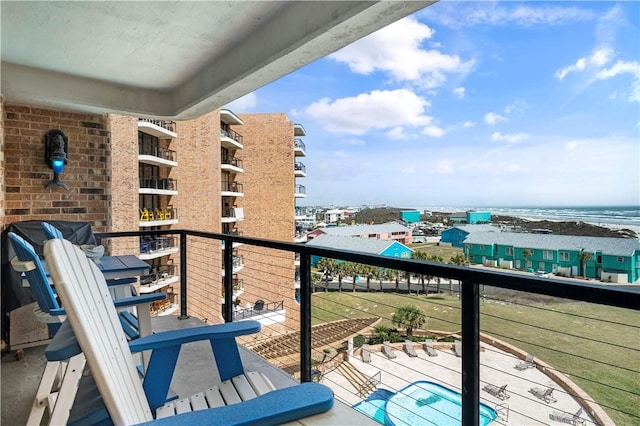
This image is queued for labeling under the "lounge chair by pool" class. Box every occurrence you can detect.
[549,408,585,425]
[424,340,438,357]
[530,386,557,403]
[482,384,509,401]
[515,353,535,370]
[383,341,397,359]
[404,340,418,357]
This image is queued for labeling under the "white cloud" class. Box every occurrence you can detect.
[224,92,257,112]
[422,3,595,28]
[555,48,614,79]
[329,16,474,88]
[453,87,466,99]
[491,132,529,143]
[484,112,507,125]
[422,125,446,138]
[335,150,351,158]
[401,166,416,174]
[387,127,410,140]
[506,164,529,173]
[463,121,475,128]
[504,100,529,115]
[305,89,433,135]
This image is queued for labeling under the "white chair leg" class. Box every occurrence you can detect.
[48,354,86,426]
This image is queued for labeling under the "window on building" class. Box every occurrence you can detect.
[617,257,623,262]
[560,251,570,261]
[479,245,485,250]
[505,247,513,256]
[543,250,553,260]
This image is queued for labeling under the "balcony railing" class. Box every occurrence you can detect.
[295,184,306,195]
[95,229,640,426]
[139,206,178,221]
[222,181,243,193]
[139,177,178,191]
[138,118,176,133]
[294,139,306,155]
[139,142,177,162]
[139,264,178,287]
[221,157,243,169]
[140,236,177,254]
[232,300,285,321]
[221,128,244,145]
[294,162,306,175]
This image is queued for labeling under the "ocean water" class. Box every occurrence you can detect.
[422,206,640,228]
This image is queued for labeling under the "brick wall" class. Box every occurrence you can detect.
[237,113,298,332]
[2,104,111,232]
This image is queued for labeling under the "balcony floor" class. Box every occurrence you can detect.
[1,315,375,425]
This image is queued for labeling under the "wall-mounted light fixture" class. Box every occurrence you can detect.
[44,129,69,190]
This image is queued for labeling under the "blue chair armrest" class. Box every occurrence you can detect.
[141,382,334,426]
[129,320,260,352]
[45,320,80,361]
[112,293,165,309]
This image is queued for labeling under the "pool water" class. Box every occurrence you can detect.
[353,382,497,426]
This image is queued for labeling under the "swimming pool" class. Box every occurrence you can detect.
[354,382,497,426]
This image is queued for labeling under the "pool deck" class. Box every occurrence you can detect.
[324,342,595,425]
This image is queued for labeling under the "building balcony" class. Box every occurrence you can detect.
[138,143,178,167]
[221,207,244,223]
[220,109,244,126]
[294,138,307,157]
[220,279,244,304]
[9,229,638,426]
[139,177,178,195]
[221,254,244,276]
[294,123,306,137]
[221,181,244,197]
[220,128,244,150]
[294,161,306,178]
[139,207,178,227]
[295,184,306,198]
[221,157,244,174]
[138,118,178,139]
[139,236,179,260]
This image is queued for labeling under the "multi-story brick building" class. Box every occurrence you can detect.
[2,103,305,335]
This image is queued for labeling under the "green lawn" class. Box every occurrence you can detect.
[311,291,640,425]
[408,243,463,263]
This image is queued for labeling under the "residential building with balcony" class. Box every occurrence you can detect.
[464,231,640,283]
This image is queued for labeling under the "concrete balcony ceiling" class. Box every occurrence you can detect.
[0,1,433,119]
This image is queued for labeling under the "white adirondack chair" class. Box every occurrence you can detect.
[44,238,333,425]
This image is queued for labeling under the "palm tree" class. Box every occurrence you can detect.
[522,249,532,271]
[429,255,444,294]
[316,257,336,292]
[392,304,427,337]
[334,261,346,292]
[344,262,359,292]
[362,264,376,292]
[578,249,593,279]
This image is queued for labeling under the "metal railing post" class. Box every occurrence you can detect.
[300,252,312,382]
[223,239,234,322]
[461,280,480,426]
[178,232,189,319]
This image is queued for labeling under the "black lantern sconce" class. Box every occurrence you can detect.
[44,129,69,190]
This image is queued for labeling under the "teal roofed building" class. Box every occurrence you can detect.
[463,232,640,284]
[306,234,414,267]
[440,224,501,248]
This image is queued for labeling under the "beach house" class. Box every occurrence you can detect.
[440,224,502,248]
[464,232,640,284]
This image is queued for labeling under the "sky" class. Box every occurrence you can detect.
[226,1,640,209]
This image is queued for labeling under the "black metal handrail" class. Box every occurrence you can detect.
[294,139,306,153]
[139,177,178,191]
[294,162,306,173]
[221,157,243,169]
[138,118,176,133]
[220,128,244,145]
[222,181,243,193]
[139,142,177,162]
[95,229,640,426]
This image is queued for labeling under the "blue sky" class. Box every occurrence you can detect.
[227,1,640,208]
